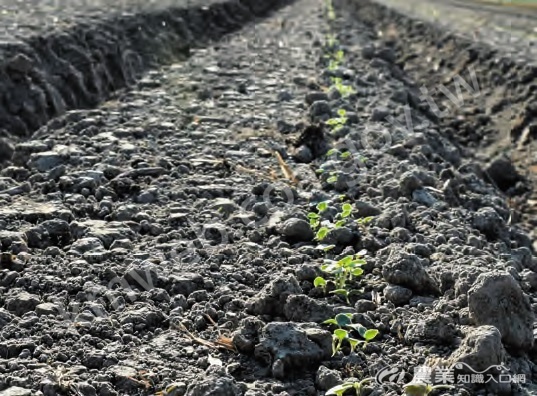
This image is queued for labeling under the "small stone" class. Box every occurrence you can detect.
[305,91,329,105]
[371,106,390,122]
[36,303,60,316]
[447,326,505,372]
[384,284,412,306]
[29,151,64,172]
[246,275,302,316]
[354,299,377,313]
[309,100,331,120]
[185,375,239,396]
[293,145,313,163]
[399,171,423,196]
[382,249,439,294]
[255,322,330,378]
[5,291,40,316]
[485,154,521,191]
[0,387,33,396]
[468,272,534,350]
[279,218,314,242]
[284,295,335,322]
[316,365,342,390]
[473,207,505,240]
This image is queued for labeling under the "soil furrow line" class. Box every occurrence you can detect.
[0,0,293,141]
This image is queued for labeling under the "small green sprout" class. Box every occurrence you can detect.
[321,250,367,289]
[327,50,345,70]
[323,313,379,356]
[308,212,320,229]
[335,219,346,228]
[326,173,339,184]
[404,382,455,396]
[341,203,353,218]
[316,201,329,213]
[356,216,374,234]
[331,77,355,97]
[356,216,374,225]
[327,149,352,160]
[327,1,336,20]
[334,49,344,63]
[314,276,327,293]
[326,377,375,396]
[326,109,348,132]
[326,34,338,48]
[326,148,338,157]
[328,59,340,71]
[315,226,330,241]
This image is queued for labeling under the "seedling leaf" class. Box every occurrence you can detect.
[347,323,367,338]
[316,227,329,241]
[316,201,328,212]
[342,203,353,212]
[364,329,379,341]
[334,328,348,341]
[348,337,361,353]
[326,148,338,156]
[335,313,352,327]
[326,384,354,396]
[314,277,327,288]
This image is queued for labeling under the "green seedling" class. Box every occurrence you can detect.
[334,203,353,227]
[308,212,320,229]
[403,382,455,396]
[326,0,336,20]
[326,172,339,184]
[328,59,340,71]
[308,201,330,229]
[326,148,353,161]
[315,226,330,241]
[326,377,375,396]
[356,216,374,234]
[323,313,379,356]
[321,250,367,289]
[334,49,344,63]
[326,109,348,132]
[341,203,353,218]
[331,77,355,97]
[314,276,327,293]
[327,50,345,70]
[316,201,329,213]
[326,148,339,157]
[326,34,338,48]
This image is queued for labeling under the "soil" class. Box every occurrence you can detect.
[0,0,536,396]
